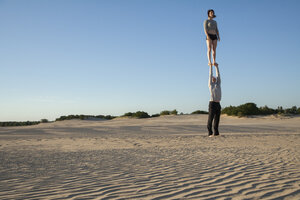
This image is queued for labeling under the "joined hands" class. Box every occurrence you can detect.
[208,63,219,67]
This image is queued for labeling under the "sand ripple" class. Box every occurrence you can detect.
[1,143,299,199]
[0,115,300,199]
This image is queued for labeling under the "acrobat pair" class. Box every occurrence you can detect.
[204,9,222,137]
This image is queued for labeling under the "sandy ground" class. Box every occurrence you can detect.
[0,114,299,200]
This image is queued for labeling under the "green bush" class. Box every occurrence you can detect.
[56,114,115,121]
[284,106,298,114]
[238,103,260,115]
[41,119,49,123]
[160,110,170,115]
[170,109,178,115]
[222,103,259,116]
[259,106,276,115]
[159,110,178,116]
[124,112,134,117]
[151,114,160,117]
[237,111,244,118]
[0,121,40,127]
[56,116,66,121]
[222,103,300,116]
[222,106,238,116]
[134,111,150,118]
[104,115,115,120]
[191,110,208,114]
[122,111,150,118]
[277,106,284,114]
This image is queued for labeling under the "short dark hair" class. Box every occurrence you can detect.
[207,9,216,18]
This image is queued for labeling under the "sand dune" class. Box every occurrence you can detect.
[0,114,299,199]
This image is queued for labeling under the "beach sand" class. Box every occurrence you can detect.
[0,114,299,199]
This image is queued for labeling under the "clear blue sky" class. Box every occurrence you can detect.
[1,0,300,121]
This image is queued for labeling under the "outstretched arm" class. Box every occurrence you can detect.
[215,65,221,84]
[208,65,213,86]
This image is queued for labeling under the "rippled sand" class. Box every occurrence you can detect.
[0,115,300,199]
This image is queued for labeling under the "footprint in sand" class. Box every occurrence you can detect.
[134,143,142,147]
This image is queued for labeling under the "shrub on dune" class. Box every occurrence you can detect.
[134,111,150,118]
[124,112,134,117]
[222,103,299,116]
[191,110,208,114]
[41,119,49,123]
[160,110,170,115]
[170,109,178,115]
[122,111,150,119]
[151,114,160,117]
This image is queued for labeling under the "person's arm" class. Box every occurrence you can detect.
[215,65,221,84]
[203,20,209,39]
[216,22,220,41]
[208,65,213,86]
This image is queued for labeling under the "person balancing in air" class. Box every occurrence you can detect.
[204,9,222,137]
[204,9,220,67]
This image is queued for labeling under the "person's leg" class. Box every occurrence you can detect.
[213,103,221,135]
[207,102,215,136]
[212,39,218,66]
[206,38,213,66]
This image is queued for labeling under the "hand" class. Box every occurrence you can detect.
[218,37,220,42]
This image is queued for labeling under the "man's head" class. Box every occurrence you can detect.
[212,76,217,83]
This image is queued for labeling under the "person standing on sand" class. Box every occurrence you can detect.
[207,64,221,137]
[204,9,220,66]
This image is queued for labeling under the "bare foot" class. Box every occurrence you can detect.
[213,62,218,67]
[208,62,213,66]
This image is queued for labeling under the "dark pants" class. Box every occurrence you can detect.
[207,101,221,135]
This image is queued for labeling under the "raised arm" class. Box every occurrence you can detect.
[215,65,221,84]
[208,65,213,86]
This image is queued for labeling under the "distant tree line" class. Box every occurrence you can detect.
[2,104,298,127]
[222,103,300,117]
[0,115,116,127]
[55,115,115,121]
[0,121,40,127]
